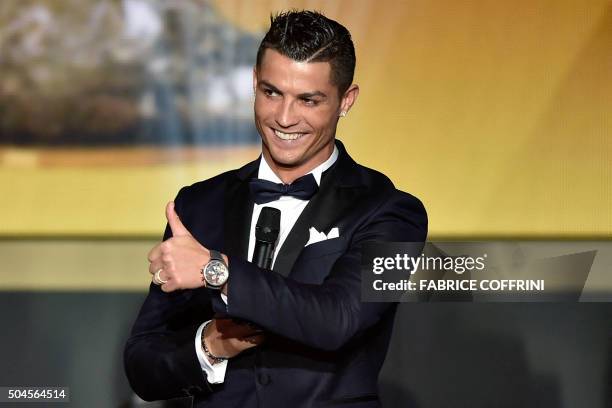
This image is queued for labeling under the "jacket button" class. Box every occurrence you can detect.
[257,373,271,386]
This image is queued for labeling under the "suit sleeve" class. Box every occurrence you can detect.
[221,191,427,351]
[124,188,213,401]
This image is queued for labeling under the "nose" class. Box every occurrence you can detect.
[275,99,299,128]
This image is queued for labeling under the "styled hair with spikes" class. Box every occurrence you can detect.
[256,10,356,95]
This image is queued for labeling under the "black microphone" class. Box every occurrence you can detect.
[253,207,281,269]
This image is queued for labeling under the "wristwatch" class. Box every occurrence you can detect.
[201,249,229,290]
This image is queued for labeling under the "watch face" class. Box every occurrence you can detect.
[204,260,228,287]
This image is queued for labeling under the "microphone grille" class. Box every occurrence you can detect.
[256,207,281,242]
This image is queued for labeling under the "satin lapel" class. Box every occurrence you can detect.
[223,159,258,259]
[273,143,363,277]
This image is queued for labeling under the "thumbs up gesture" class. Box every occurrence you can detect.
[165,200,191,237]
[148,202,219,292]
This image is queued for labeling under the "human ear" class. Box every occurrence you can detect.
[339,84,359,117]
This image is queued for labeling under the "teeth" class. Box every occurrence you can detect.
[274,129,304,140]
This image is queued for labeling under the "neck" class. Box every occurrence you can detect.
[264,144,334,184]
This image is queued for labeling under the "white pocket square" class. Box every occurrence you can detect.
[306,227,340,247]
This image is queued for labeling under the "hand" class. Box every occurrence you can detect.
[204,318,265,359]
[148,201,210,292]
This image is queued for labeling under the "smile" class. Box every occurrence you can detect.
[273,129,306,141]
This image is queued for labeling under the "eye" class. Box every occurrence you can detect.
[301,98,319,106]
[262,88,279,97]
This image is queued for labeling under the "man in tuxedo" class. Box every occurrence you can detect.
[125,10,427,407]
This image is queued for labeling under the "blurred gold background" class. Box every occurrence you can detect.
[1,0,610,238]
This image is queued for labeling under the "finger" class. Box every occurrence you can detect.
[160,280,175,293]
[147,243,162,263]
[161,256,174,277]
[151,267,169,284]
[241,334,265,346]
[165,201,191,237]
[148,259,163,275]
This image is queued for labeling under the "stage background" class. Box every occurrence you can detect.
[0,0,610,238]
[0,1,610,407]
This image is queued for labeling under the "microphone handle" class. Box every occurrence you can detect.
[253,240,275,269]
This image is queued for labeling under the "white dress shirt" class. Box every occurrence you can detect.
[195,145,339,383]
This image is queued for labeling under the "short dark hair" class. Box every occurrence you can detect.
[256,10,356,95]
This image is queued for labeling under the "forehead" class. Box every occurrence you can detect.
[257,49,334,94]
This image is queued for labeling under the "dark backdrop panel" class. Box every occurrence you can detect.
[0,293,610,407]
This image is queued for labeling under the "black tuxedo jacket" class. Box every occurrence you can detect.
[125,140,427,407]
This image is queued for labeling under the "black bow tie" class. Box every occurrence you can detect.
[249,173,319,204]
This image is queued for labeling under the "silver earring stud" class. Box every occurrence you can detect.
[339,111,347,117]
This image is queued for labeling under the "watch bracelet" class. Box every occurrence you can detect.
[202,321,228,365]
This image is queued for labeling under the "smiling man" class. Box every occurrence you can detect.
[125,10,427,408]
[254,46,357,183]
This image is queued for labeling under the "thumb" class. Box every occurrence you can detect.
[166,201,191,237]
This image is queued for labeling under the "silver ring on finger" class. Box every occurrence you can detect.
[153,268,168,285]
